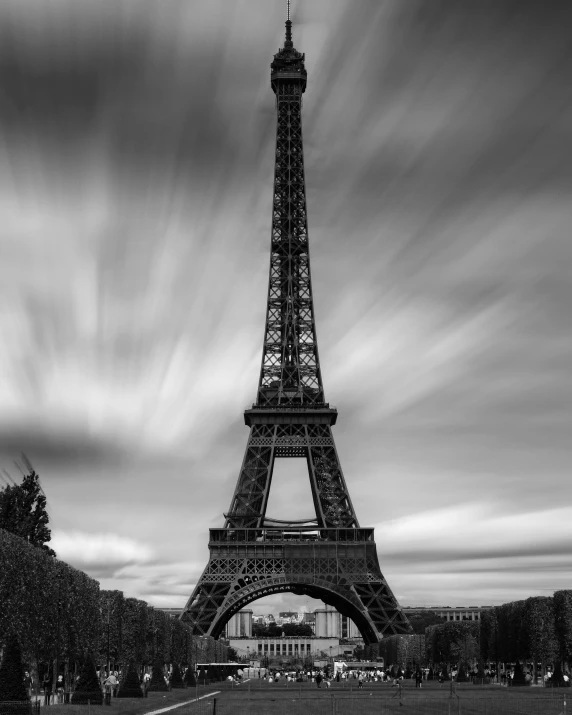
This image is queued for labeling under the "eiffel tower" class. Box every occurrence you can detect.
[181,5,410,645]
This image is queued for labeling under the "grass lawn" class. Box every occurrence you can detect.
[30,680,569,715]
[193,678,569,715]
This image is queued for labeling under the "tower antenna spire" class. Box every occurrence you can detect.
[285,0,293,47]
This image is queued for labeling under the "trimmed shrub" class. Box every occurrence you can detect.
[169,663,185,689]
[456,665,470,682]
[117,661,143,698]
[550,662,569,687]
[212,665,222,682]
[511,661,530,687]
[71,653,103,705]
[0,633,29,710]
[148,659,168,692]
[184,667,197,687]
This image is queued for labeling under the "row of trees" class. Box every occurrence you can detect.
[0,457,227,689]
[0,527,226,688]
[376,594,572,682]
[251,623,314,638]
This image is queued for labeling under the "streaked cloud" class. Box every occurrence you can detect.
[0,0,571,614]
[51,530,155,578]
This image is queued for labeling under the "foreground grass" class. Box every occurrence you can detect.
[34,686,220,715]
[30,681,569,715]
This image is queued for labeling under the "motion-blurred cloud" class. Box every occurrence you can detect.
[0,0,571,612]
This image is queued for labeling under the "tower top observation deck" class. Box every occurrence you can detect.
[271,3,307,93]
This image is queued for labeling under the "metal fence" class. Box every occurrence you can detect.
[183,694,568,715]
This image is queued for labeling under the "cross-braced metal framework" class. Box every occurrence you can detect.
[180,13,411,645]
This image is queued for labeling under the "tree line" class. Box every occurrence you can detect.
[252,623,314,638]
[375,594,572,684]
[0,460,226,691]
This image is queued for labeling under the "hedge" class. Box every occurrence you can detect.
[554,591,572,666]
[0,527,227,678]
[0,633,29,702]
[0,528,100,667]
[425,621,479,670]
[378,635,425,669]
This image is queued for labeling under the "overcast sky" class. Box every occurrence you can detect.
[1,0,571,618]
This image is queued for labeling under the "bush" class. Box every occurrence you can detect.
[71,654,103,705]
[550,662,569,687]
[510,661,530,687]
[116,661,143,698]
[0,633,29,703]
[169,663,185,689]
[147,659,168,692]
[211,665,221,682]
[456,665,470,682]
[184,667,197,687]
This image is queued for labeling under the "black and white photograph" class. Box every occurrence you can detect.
[0,1,571,710]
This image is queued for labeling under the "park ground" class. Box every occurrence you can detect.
[31,678,569,715]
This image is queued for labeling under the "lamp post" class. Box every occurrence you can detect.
[107,601,111,677]
[54,572,63,699]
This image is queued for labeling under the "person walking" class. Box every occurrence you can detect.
[316,672,323,688]
[104,672,117,705]
[24,671,33,700]
[56,674,65,703]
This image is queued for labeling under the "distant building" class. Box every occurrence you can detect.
[314,605,361,639]
[226,636,348,661]
[225,609,253,638]
[401,606,492,622]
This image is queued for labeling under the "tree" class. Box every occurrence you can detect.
[71,653,103,705]
[0,633,29,708]
[282,623,313,637]
[226,647,238,662]
[117,661,143,698]
[525,597,558,681]
[0,458,55,556]
[407,612,445,635]
[554,591,572,670]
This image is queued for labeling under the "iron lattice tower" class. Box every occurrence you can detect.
[181,9,411,645]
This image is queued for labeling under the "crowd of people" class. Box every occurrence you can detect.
[22,661,570,704]
[24,666,183,705]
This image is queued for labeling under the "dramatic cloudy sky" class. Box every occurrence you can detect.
[1,0,571,618]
